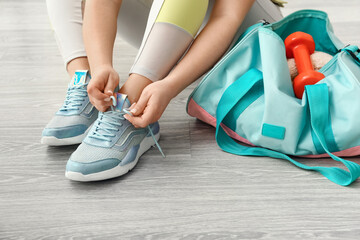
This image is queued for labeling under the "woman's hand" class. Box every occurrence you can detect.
[124,80,176,128]
[87,65,119,112]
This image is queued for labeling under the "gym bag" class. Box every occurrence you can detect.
[186,10,360,186]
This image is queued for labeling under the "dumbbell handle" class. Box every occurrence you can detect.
[292,44,314,74]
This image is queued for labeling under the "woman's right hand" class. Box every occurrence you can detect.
[87,65,120,112]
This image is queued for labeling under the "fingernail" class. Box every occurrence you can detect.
[130,103,136,108]
[124,115,129,120]
[104,98,111,102]
[130,108,137,114]
[107,90,113,94]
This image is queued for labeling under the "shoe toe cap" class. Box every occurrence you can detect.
[42,124,88,139]
[66,158,121,175]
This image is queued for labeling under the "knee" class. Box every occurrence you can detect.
[155,0,209,37]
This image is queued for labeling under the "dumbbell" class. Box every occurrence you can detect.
[285,32,325,99]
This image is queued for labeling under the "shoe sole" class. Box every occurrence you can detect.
[65,132,160,182]
[41,124,93,146]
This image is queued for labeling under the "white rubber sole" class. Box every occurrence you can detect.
[41,124,92,146]
[65,132,160,182]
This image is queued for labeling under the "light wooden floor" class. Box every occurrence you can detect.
[1,0,360,239]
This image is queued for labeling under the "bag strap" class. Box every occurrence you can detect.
[305,84,360,185]
[215,69,360,186]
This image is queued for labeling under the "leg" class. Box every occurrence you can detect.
[119,74,152,104]
[46,0,90,77]
[67,57,90,77]
[42,0,97,146]
[119,0,209,103]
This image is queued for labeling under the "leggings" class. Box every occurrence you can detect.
[46,0,283,81]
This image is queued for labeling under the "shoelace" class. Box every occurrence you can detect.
[59,85,88,111]
[88,96,165,158]
[88,111,125,141]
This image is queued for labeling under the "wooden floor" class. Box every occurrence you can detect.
[1,0,360,239]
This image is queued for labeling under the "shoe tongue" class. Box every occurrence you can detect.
[114,93,131,111]
[70,70,91,87]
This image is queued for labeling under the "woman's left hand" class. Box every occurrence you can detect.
[124,80,176,128]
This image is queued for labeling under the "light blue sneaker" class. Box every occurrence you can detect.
[41,70,98,146]
[65,93,164,181]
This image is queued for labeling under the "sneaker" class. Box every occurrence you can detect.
[65,93,164,182]
[41,70,98,146]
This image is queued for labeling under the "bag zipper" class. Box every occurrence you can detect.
[320,46,360,74]
[343,48,360,66]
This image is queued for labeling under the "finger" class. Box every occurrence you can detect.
[129,102,136,110]
[130,92,149,116]
[103,98,114,107]
[104,72,119,96]
[124,114,144,128]
[127,102,137,114]
[93,100,110,112]
[126,104,157,128]
[89,95,112,108]
[87,83,110,102]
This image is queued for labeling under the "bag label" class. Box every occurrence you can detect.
[262,123,286,140]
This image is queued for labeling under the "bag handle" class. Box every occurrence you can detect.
[305,84,360,184]
[215,68,360,186]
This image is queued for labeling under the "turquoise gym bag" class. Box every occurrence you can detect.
[187,10,360,186]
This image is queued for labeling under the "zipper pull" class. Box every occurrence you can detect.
[340,45,360,65]
[260,19,270,25]
[336,44,350,53]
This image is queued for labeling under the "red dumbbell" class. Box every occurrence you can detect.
[285,32,325,99]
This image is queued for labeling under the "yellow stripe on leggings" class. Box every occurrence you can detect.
[155,0,209,37]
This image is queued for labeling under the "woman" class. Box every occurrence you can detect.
[43,0,283,181]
